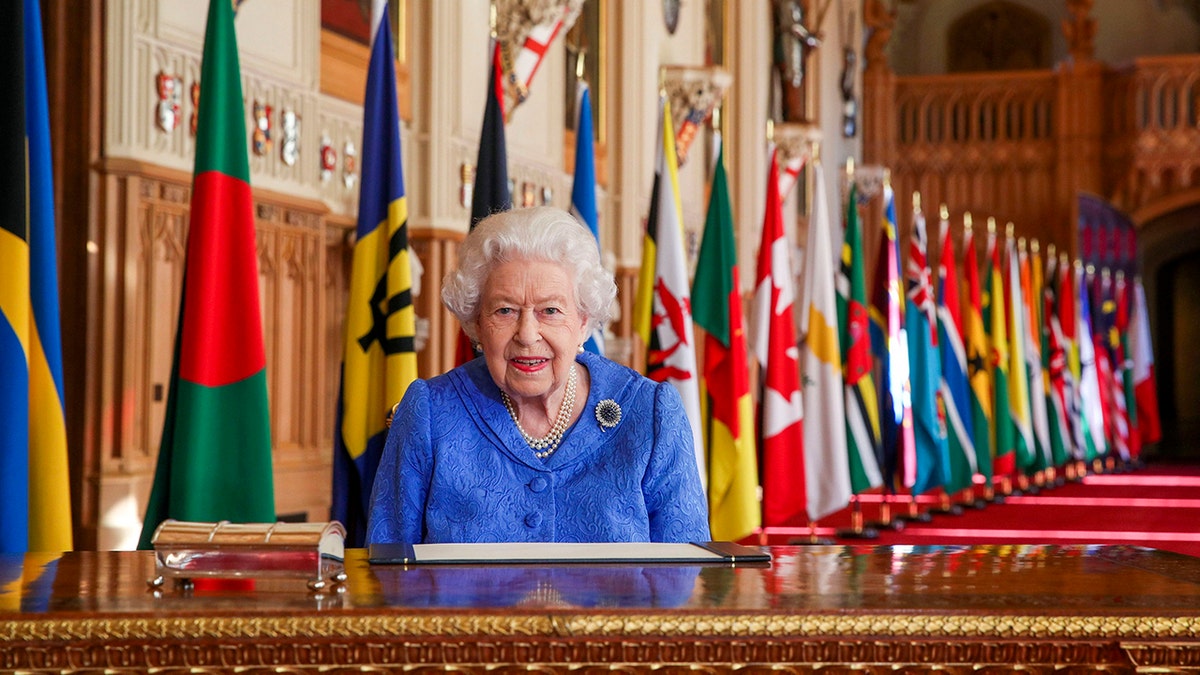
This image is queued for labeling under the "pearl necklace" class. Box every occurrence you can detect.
[501,365,577,459]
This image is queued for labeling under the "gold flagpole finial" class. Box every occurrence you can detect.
[1047,242,1056,258]
[912,191,922,214]
[766,118,775,143]
[987,217,997,234]
[939,203,949,221]
[1031,238,1040,255]
[712,106,721,131]
[846,156,855,178]
[884,168,891,188]
[964,211,973,232]
[1006,222,1015,239]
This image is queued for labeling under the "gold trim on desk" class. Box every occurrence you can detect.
[4,613,1199,641]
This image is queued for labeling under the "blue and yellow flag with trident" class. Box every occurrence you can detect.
[1,0,72,553]
[333,0,418,547]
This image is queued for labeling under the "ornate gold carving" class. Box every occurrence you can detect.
[660,65,733,166]
[2,633,1195,670]
[4,613,1198,643]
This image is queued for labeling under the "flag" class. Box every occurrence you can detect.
[905,201,948,495]
[1042,250,1073,468]
[332,0,419,547]
[984,223,1014,477]
[1076,262,1107,461]
[777,153,806,201]
[837,183,883,495]
[1095,269,1130,460]
[138,0,274,548]
[868,183,913,492]
[936,209,975,494]
[1128,276,1161,445]
[1020,241,1051,472]
[570,81,604,356]
[455,39,512,366]
[1115,272,1141,460]
[799,160,850,521]
[1,0,72,553]
[633,96,705,485]
[1059,253,1088,461]
[753,147,806,527]
[962,219,993,482]
[1004,233,1035,474]
[501,3,580,113]
[693,138,759,541]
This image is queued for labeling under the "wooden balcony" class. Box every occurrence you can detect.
[863,54,1200,257]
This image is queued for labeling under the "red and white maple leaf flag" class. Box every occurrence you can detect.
[753,147,807,527]
[1128,276,1162,445]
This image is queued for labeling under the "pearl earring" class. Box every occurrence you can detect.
[578,344,585,354]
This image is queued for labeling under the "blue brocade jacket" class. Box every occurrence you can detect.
[365,351,710,544]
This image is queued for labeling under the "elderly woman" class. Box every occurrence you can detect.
[365,206,709,544]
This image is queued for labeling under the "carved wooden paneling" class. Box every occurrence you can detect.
[410,229,464,379]
[885,71,1063,251]
[90,162,351,546]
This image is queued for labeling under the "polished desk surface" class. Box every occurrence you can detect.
[3,544,1199,671]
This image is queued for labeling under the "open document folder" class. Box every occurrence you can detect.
[367,541,771,565]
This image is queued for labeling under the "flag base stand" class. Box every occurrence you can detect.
[864,497,905,532]
[894,496,933,524]
[835,501,880,540]
[1015,474,1037,496]
[998,475,1020,498]
[788,521,837,546]
[981,484,1003,504]
[928,491,964,516]
[962,486,988,510]
[1064,462,1079,482]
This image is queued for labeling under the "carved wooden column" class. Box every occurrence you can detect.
[1055,0,1103,258]
[861,0,896,170]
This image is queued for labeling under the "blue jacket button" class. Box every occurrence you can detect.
[524,512,542,528]
[529,476,548,493]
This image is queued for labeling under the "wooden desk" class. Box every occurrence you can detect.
[2,545,1199,672]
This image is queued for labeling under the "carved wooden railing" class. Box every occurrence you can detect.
[1103,54,1200,220]
[865,53,1200,256]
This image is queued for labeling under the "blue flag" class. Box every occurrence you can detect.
[570,81,604,356]
[906,206,950,495]
[1,0,72,553]
[332,0,419,547]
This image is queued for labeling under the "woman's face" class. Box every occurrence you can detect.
[476,259,588,406]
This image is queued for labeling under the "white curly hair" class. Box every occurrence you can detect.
[442,206,616,341]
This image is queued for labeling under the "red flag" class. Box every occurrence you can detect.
[753,148,806,526]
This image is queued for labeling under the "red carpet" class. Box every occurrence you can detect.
[759,460,1200,558]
